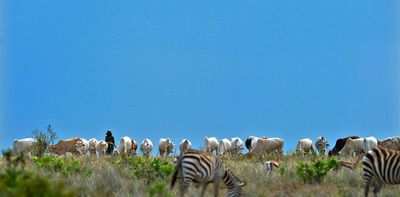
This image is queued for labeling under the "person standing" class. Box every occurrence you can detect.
[105,130,115,155]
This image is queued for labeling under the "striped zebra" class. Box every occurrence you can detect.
[362,147,400,197]
[170,150,246,197]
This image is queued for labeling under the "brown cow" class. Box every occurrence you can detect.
[130,140,138,156]
[159,138,174,157]
[47,138,80,155]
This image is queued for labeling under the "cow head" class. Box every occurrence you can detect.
[75,139,87,155]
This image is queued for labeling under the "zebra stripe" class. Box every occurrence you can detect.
[362,147,400,197]
[171,150,245,197]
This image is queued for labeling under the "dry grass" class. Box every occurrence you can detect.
[2,153,400,197]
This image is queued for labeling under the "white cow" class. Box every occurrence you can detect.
[296,138,314,156]
[88,138,98,156]
[140,138,153,157]
[253,137,284,156]
[204,136,219,155]
[315,136,329,155]
[179,139,192,155]
[96,140,108,156]
[340,138,364,157]
[159,138,174,157]
[362,136,378,153]
[230,137,244,155]
[75,138,89,156]
[219,138,233,155]
[12,138,37,156]
[118,136,133,156]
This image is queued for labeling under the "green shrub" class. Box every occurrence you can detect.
[0,150,75,197]
[32,155,91,177]
[114,156,174,183]
[296,158,339,184]
[148,181,173,197]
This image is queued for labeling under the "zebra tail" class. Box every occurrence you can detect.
[170,155,182,190]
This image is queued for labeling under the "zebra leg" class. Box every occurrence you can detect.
[200,183,209,197]
[373,180,383,197]
[179,179,191,197]
[364,179,371,197]
[213,179,220,197]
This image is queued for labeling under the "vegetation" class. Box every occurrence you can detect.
[1,150,400,196]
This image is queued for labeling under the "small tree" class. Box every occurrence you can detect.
[32,124,58,157]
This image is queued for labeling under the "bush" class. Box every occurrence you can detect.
[32,155,91,177]
[114,156,174,183]
[296,158,339,184]
[0,150,75,197]
[148,181,173,197]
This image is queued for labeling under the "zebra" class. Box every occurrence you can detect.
[170,150,246,197]
[362,147,400,197]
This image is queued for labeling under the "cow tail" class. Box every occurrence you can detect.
[171,155,182,190]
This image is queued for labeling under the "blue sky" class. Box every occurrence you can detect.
[1,1,399,154]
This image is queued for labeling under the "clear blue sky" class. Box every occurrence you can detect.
[1,1,399,154]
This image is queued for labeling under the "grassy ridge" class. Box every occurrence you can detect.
[1,153,400,197]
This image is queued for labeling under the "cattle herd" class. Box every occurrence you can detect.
[9,135,400,196]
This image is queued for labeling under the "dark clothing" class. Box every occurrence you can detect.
[105,135,115,155]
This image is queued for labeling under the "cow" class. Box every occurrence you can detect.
[140,138,153,157]
[219,138,233,155]
[75,138,89,156]
[230,137,244,155]
[296,138,314,156]
[47,138,80,155]
[315,136,329,155]
[328,136,359,156]
[362,136,378,153]
[204,136,219,155]
[88,138,98,156]
[118,136,133,156]
[179,139,192,155]
[378,137,400,150]
[12,138,37,156]
[340,138,364,158]
[96,140,108,156]
[159,138,174,157]
[245,136,259,152]
[253,137,284,156]
[130,140,138,156]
